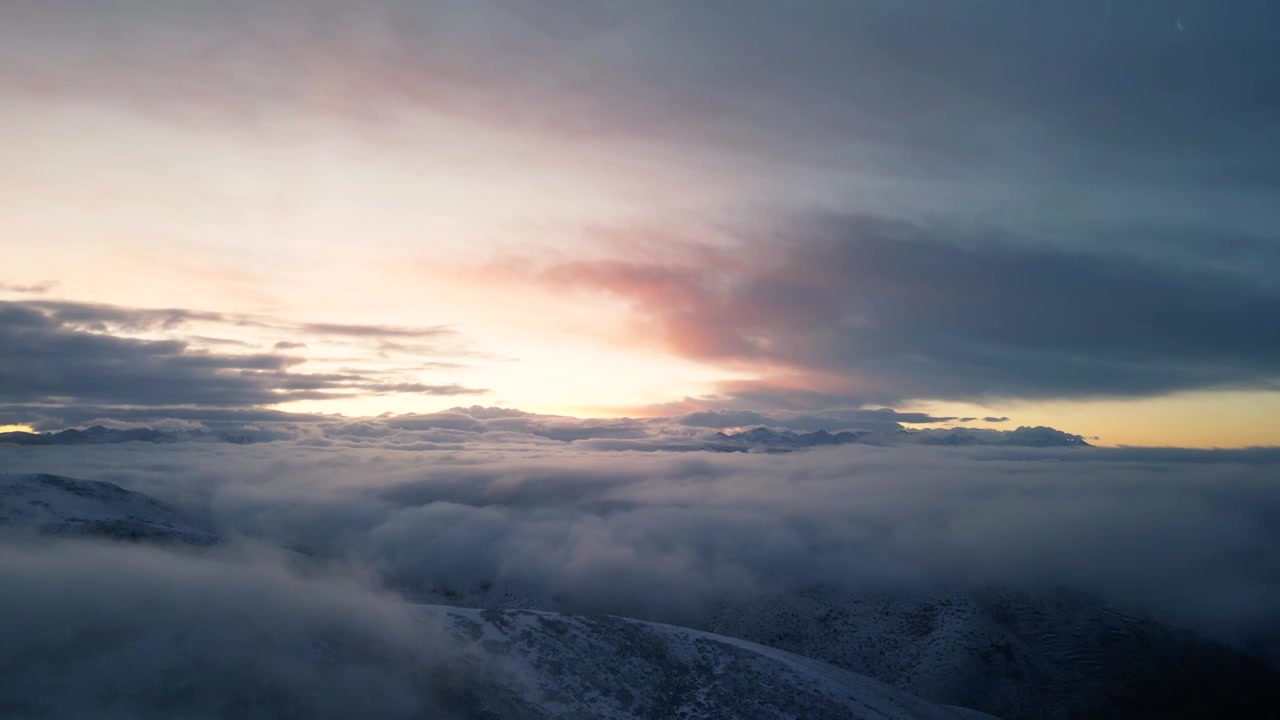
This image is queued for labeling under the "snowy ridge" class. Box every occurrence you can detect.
[424,605,998,719]
[412,581,1280,720]
[0,473,217,544]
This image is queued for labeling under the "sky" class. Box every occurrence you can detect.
[2,0,1279,447]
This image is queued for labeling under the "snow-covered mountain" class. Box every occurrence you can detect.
[410,581,1278,720]
[0,473,218,544]
[425,605,997,719]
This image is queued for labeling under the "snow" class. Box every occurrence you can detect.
[411,580,1280,720]
[419,604,1000,719]
[0,473,218,544]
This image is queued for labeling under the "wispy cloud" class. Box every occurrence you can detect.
[0,281,58,294]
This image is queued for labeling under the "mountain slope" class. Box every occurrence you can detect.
[699,585,1279,720]
[410,581,1278,720]
[426,605,997,720]
[0,473,217,544]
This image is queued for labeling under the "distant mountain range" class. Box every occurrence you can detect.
[0,425,176,445]
[0,425,261,446]
[709,425,1091,451]
[0,423,1091,450]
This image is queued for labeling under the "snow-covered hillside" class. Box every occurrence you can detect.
[0,473,218,544]
[424,605,997,719]
[409,581,1279,720]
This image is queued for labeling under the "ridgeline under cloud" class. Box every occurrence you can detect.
[3,414,1278,663]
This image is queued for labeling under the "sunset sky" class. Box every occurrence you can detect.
[3,0,1278,447]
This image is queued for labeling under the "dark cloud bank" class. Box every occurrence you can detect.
[534,213,1280,407]
[0,299,486,412]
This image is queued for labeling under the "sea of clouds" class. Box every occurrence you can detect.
[3,412,1277,666]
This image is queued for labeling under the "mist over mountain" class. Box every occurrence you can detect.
[0,472,217,545]
[3,417,1278,718]
[4,469,1276,719]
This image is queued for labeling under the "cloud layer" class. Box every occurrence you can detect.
[9,1,1278,204]
[4,428,1277,662]
[0,540,474,719]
